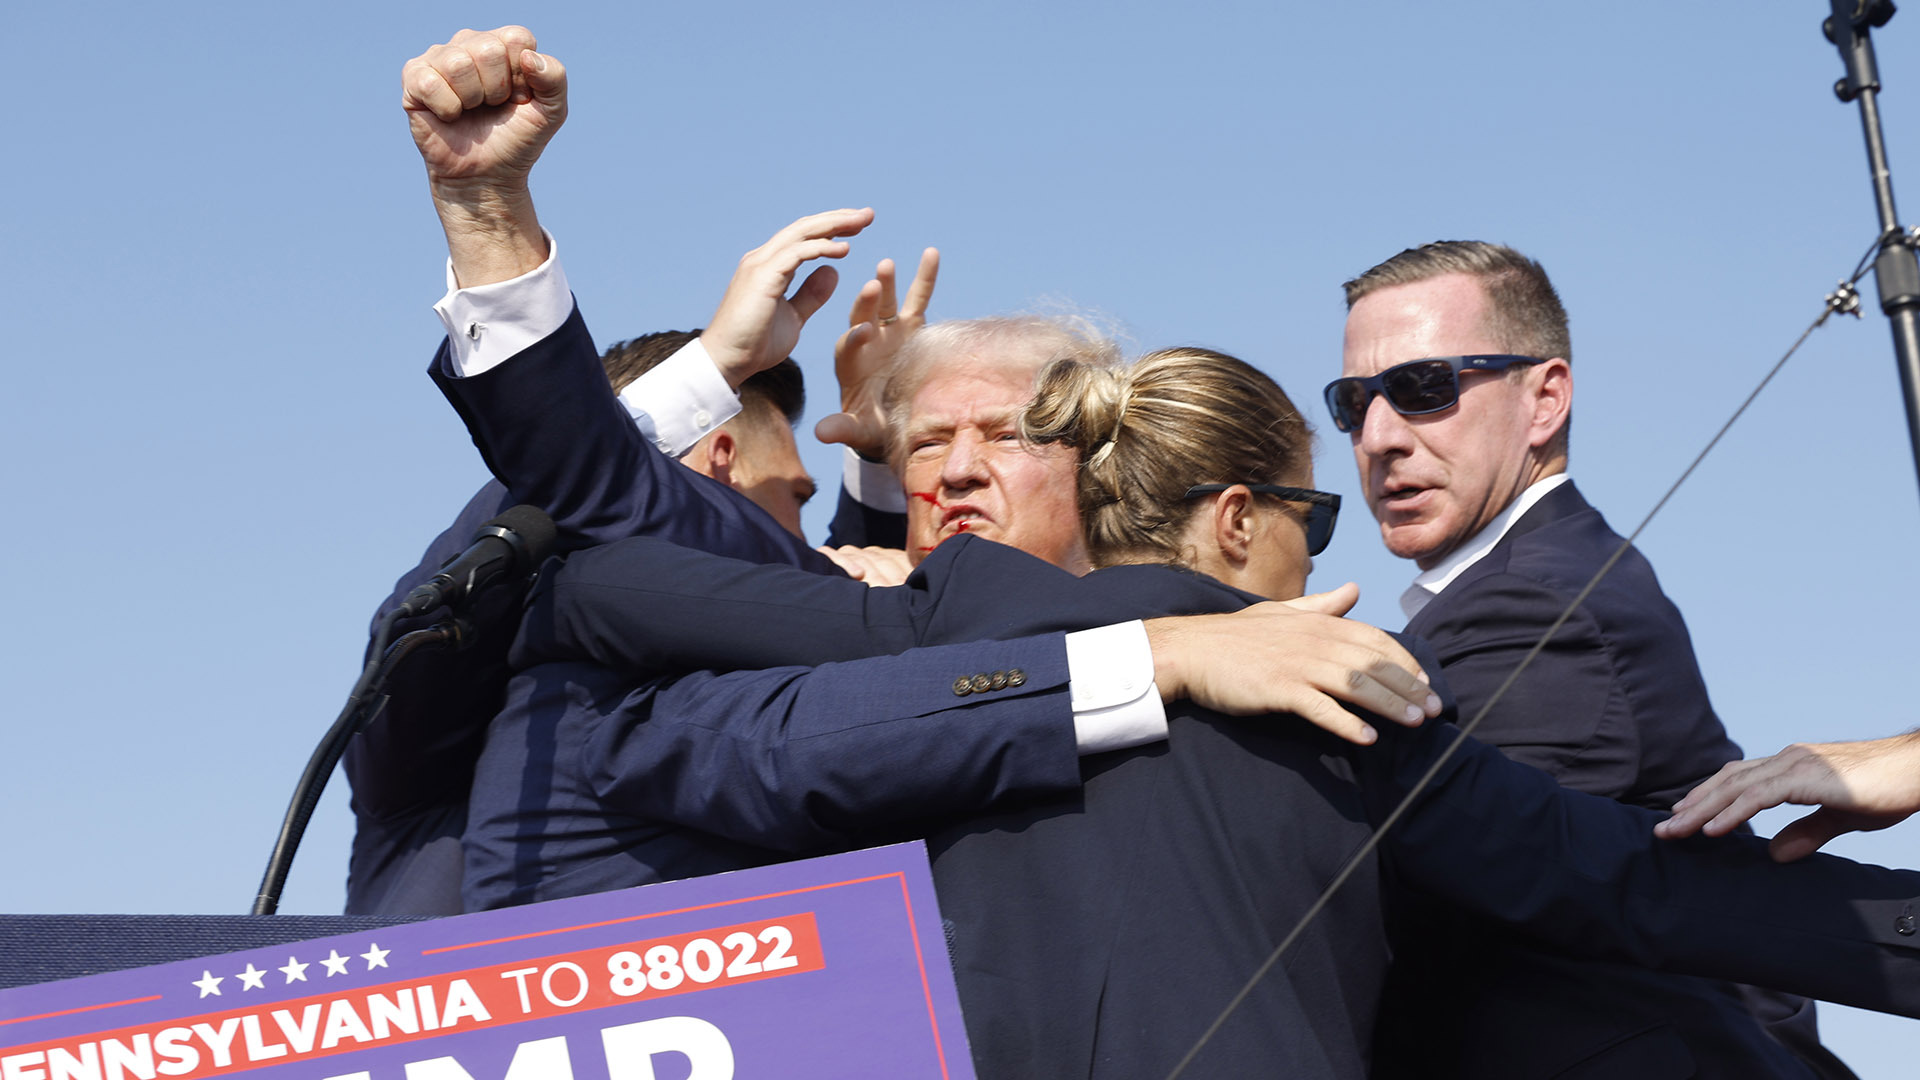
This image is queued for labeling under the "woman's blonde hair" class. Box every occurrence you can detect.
[1021,347,1312,566]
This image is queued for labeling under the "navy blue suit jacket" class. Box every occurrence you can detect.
[343,307,837,915]
[500,532,1920,1079]
[1378,480,1835,1080]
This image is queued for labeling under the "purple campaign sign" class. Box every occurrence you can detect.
[0,843,974,1080]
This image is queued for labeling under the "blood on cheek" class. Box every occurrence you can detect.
[912,491,955,553]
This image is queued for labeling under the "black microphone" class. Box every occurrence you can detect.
[394,504,558,618]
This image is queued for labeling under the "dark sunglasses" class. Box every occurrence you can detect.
[1322,354,1545,434]
[1183,484,1341,557]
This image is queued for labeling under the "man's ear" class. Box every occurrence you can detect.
[1527,358,1572,449]
[702,430,738,487]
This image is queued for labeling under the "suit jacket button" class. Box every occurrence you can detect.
[970,673,993,694]
[989,671,1009,690]
[1006,668,1026,687]
[953,676,974,696]
[1898,914,1916,936]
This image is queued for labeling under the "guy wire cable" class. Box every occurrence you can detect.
[1162,242,1882,1080]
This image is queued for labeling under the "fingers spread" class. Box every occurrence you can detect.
[846,278,882,330]
[772,208,874,249]
[1290,695,1378,746]
[815,411,859,447]
[790,265,840,324]
[1769,808,1844,863]
[874,258,900,318]
[900,248,941,318]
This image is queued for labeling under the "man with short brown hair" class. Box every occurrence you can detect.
[1332,241,1851,1079]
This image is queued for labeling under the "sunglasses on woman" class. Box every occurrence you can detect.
[1183,484,1341,556]
[1321,354,1544,434]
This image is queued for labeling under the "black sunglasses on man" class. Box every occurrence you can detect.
[1322,354,1544,434]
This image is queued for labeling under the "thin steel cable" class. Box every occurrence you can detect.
[1162,263,1868,1080]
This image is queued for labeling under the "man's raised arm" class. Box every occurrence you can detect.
[404,26,561,289]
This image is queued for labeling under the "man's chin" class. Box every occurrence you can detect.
[1379,522,1445,566]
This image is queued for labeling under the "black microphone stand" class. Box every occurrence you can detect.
[1827,0,1920,496]
[250,614,471,916]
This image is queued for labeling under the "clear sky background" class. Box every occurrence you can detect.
[5,0,1918,1072]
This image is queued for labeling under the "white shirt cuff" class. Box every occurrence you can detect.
[1064,620,1168,754]
[842,446,907,513]
[433,230,574,377]
[618,338,743,458]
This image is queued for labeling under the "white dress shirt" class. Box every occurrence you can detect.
[1399,474,1573,621]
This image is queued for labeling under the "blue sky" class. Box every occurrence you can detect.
[5,1,1917,1072]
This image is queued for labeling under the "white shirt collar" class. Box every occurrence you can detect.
[1399,474,1571,621]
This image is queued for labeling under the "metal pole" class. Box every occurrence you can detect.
[1828,0,1920,495]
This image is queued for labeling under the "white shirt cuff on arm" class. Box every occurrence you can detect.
[433,230,574,377]
[618,338,742,458]
[842,446,908,513]
[1064,620,1168,754]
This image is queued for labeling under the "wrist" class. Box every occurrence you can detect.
[1143,618,1186,704]
[695,333,754,391]
[433,184,548,289]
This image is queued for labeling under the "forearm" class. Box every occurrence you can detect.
[512,536,918,674]
[586,640,1082,851]
[1374,720,1920,1017]
[433,179,548,288]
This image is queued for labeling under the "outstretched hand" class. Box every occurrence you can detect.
[1144,592,1442,746]
[816,248,941,459]
[702,209,876,389]
[1655,731,1920,861]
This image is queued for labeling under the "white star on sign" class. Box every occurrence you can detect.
[237,964,267,991]
[280,956,309,983]
[192,970,223,998]
[321,950,351,977]
[361,943,391,971]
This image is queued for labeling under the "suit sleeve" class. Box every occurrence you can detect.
[576,635,1082,850]
[824,485,908,548]
[1412,572,1640,798]
[429,306,838,571]
[512,535,925,674]
[346,482,518,820]
[1365,706,1920,1019]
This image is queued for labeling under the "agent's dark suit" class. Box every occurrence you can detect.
[1377,480,1843,1080]
[343,307,838,915]
[497,532,1920,1079]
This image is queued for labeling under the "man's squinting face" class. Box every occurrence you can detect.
[1341,274,1544,570]
[900,363,1090,572]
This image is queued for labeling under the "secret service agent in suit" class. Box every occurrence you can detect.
[500,343,1919,1077]
[379,27,1434,916]
[506,532,1920,1079]
[1331,241,1844,1078]
[443,308,1433,906]
[348,26,886,917]
[344,326,814,917]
